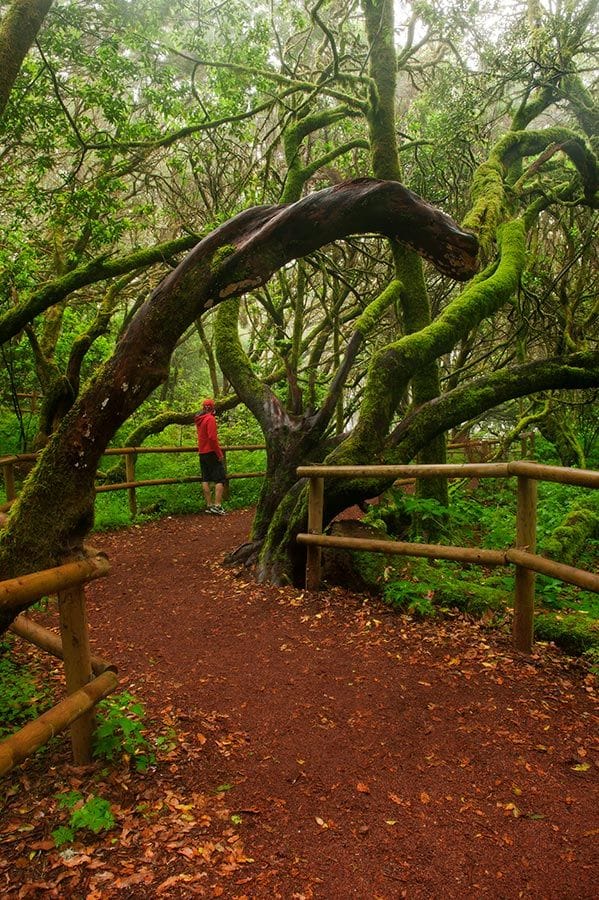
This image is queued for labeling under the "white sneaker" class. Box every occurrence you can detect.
[208,505,225,515]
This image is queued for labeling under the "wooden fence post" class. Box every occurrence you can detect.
[222,450,230,501]
[306,476,324,590]
[512,474,538,652]
[124,452,137,518]
[57,581,96,764]
[3,461,16,501]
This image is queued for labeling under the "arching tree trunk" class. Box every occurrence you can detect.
[0,178,478,635]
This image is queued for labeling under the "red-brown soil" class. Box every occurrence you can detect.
[1,508,598,898]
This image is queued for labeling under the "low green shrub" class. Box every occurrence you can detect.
[534,612,599,655]
[0,638,52,738]
[52,792,115,847]
[583,646,599,675]
[93,691,155,772]
[382,579,436,618]
[381,560,511,619]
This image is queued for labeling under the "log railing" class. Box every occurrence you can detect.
[0,553,118,777]
[1,444,267,517]
[1,436,533,517]
[296,461,599,653]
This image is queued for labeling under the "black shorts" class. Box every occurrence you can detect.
[199,452,226,483]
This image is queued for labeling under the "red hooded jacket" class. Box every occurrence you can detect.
[194,411,223,460]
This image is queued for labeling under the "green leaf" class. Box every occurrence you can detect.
[51,826,75,847]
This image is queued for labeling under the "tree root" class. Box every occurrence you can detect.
[224,540,263,568]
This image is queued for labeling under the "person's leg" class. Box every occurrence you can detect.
[202,482,212,507]
[214,481,224,506]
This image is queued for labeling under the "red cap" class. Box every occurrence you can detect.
[202,398,215,410]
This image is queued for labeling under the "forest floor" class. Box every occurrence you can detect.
[1,507,598,899]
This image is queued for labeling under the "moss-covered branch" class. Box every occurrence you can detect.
[281,107,365,203]
[464,128,598,256]
[389,352,599,460]
[562,74,599,140]
[214,297,280,433]
[0,233,199,344]
[337,220,524,462]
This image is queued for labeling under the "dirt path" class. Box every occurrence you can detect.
[2,509,598,898]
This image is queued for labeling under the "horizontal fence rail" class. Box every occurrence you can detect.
[1,435,534,512]
[1,444,268,517]
[0,553,117,777]
[296,461,599,653]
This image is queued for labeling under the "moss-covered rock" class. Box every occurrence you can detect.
[534,612,599,655]
[541,501,599,566]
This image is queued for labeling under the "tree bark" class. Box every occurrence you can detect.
[362,0,449,509]
[0,0,53,118]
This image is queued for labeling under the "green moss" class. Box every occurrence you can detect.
[541,503,599,565]
[535,612,599,655]
[463,156,507,257]
[210,244,236,272]
[355,280,402,336]
[214,298,263,400]
[341,222,525,463]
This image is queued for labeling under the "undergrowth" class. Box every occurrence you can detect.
[0,637,53,739]
[360,484,599,662]
[52,792,115,847]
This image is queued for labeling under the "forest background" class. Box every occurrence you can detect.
[0,0,598,650]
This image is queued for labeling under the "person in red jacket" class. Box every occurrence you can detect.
[194,398,226,515]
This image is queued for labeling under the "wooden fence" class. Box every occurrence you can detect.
[1,435,534,518]
[0,553,118,777]
[0,444,267,518]
[296,460,599,654]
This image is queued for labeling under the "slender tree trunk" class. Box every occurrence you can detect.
[0,0,53,118]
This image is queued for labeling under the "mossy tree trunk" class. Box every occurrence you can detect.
[363,0,448,507]
[0,0,53,118]
[257,345,599,584]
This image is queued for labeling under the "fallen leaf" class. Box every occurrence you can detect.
[28,840,54,851]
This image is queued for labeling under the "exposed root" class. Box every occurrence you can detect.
[224,540,262,568]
